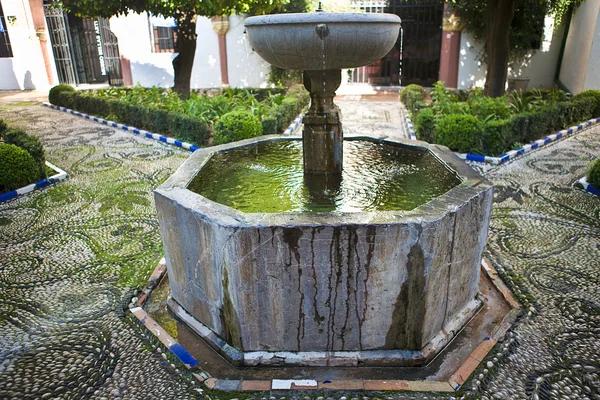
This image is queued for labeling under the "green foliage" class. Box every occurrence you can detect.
[0,119,7,137]
[48,84,75,106]
[467,95,511,120]
[588,159,600,188]
[435,114,483,154]
[2,129,46,176]
[214,111,263,145]
[287,83,311,105]
[0,143,42,193]
[268,67,303,87]
[415,108,436,143]
[400,84,426,116]
[573,90,600,118]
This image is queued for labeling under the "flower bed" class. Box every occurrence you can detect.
[403,83,600,157]
[48,84,310,146]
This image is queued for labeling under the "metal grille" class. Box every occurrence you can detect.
[350,0,443,87]
[44,5,77,84]
[153,26,177,52]
[0,3,13,57]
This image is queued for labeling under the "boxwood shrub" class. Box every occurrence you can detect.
[435,114,483,154]
[2,129,46,176]
[415,108,435,143]
[0,143,42,193]
[573,90,600,118]
[588,159,600,188]
[51,89,211,146]
[48,84,75,106]
[214,111,263,145]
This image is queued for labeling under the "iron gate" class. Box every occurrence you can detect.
[351,0,443,87]
[43,4,123,86]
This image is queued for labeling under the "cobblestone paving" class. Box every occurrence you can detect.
[0,105,199,399]
[0,104,599,400]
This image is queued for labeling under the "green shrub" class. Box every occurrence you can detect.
[49,84,75,105]
[287,84,310,105]
[2,129,46,176]
[415,108,436,143]
[468,96,511,119]
[262,116,278,135]
[0,143,42,193]
[214,111,263,145]
[0,119,7,137]
[435,114,483,154]
[483,119,511,156]
[588,159,600,188]
[400,85,426,115]
[573,90,600,118]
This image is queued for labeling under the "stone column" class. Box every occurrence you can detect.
[302,69,343,175]
[211,16,230,87]
[438,5,464,89]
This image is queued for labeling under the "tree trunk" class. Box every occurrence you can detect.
[484,0,517,97]
[173,13,197,96]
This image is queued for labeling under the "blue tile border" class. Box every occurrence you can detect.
[0,161,68,204]
[283,113,303,136]
[402,105,417,140]
[575,176,600,196]
[42,102,200,152]
[455,117,600,165]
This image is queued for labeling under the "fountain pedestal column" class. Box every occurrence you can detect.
[302,69,343,174]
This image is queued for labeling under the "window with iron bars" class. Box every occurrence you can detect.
[0,3,13,58]
[153,26,178,53]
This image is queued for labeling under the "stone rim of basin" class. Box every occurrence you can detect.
[157,136,490,225]
[244,12,401,26]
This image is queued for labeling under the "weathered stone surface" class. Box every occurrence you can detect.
[244,12,401,70]
[155,136,493,367]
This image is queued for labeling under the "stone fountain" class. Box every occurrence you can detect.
[154,10,493,367]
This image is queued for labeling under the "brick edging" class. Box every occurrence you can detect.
[131,258,522,393]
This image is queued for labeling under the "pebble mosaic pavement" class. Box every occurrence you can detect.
[0,103,599,400]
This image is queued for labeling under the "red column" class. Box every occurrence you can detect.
[28,0,54,87]
[438,5,464,89]
[212,16,230,88]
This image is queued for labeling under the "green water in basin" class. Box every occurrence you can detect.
[187,140,461,213]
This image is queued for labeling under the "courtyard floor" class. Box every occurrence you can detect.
[0,102,599,400]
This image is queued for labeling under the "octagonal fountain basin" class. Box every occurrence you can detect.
[244,12,401,70]
[154,136,493,367]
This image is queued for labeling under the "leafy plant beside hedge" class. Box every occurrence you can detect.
[409,83,600,156]
[214,112,263,145]
[50,84,310,146]
[588,159,600,188]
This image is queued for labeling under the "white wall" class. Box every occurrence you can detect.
[110,12,175,87]
[559,0,600,94]
[457,15,565,90]
[110,13,269,89]
[583,11,600,91]
[225,15,270,88]
[0,0,52,91]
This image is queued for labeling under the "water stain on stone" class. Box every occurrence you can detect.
[384,242,426,350]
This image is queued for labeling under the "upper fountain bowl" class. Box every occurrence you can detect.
[244,12,401,70]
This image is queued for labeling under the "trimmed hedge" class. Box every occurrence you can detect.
[574,90,600,119]
[261,86,307,136]
[400,84,426,115]
[415,108,435,143]
[588,159,600,188]
[0,143,42,193]
[414,92,600,156]
[54,91,211,146]
[435,114,483,154]
[48,84,75,106]
[3,128,46,176]
[214,111,263,145]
